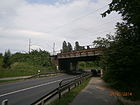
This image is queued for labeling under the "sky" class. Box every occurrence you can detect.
[0,0,122,54]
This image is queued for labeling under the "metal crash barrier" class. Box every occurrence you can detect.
[31,72,92,105]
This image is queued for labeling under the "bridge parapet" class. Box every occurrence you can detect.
[57,48,103,59]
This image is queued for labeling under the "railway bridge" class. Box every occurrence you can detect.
[51,47,104,72]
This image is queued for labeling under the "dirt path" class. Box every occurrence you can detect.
[70,77,118,105]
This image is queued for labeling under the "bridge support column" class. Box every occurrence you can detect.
[70,61,78,71]
[58,60,70,72]
[58,60,79,73]
[50,55,58,68]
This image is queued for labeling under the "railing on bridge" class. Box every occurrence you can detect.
[57,48,103,59]
[50,45,97,56]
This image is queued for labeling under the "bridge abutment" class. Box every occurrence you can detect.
[70,61,78,71]
[58,60,78,72]
[58,60,70,72]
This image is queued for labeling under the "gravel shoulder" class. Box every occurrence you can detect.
[70,77,118,105]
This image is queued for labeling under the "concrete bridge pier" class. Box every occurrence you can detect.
[58,60,70,72]
[70,61,78,71]
[58,60,79,72]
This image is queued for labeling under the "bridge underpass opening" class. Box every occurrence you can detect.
[79,60,100,71]
[58,56,100,72]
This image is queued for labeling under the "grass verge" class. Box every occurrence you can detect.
[47,78,91,105]
[0,79,22,84]
[0,62,57,78]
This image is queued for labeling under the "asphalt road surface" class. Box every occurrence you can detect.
[0,74,74,105]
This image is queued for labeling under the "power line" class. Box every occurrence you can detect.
[29,39,31,53]
[57,5,108,26]
[46,42,54,51]
[53,42,55,55]
[86,17,122,31]
[46,5,108,33]
[60,17,121,37]
[28,5,119,52]
[79,28,115,38]
[42,5,121,42]
[29,5,115,51]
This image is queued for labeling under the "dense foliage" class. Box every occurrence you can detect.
[61,41,84,53]
[62,41,73,52]
[11,50,52,67]
[0,50,56,77]
[62,41,69,53]
[94,0,140,100]
[79,61,100,70]
[67,42,73,52]
[2,50,12,68]
[74,41,84,51]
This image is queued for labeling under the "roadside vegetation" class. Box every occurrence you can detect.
[92,0,140,101]
[79,60,100,70]
[47,78,90,105]
[0,50,56,78]
[0,79,22,84]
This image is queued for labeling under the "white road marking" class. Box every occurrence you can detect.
[0,79,62,97]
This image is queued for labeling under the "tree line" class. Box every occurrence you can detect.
[1,49,53,69]
[61,41,85,53]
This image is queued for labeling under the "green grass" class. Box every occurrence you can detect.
[47,78,90,105]
[0,79,22,83]
[0,62,57,78]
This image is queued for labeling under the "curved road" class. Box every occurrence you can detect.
[0,74,74,105]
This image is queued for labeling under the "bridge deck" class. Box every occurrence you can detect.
[57,48,103,59]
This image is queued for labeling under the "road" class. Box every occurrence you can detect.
[0,74,74,105]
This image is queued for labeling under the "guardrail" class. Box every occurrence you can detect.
[1,72,65,105]
[31,72,92,105]
[26,72,64,79]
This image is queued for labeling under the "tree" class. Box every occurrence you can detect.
[74,41,81,51]
[67,42,73,52]
[74,41,85,51]
[11,52,29,63]
[102,0,140,24]
[93,34,114,48]
[100,0,140,100]
[2,50,11,68]
[29,49,51,66]
[62,41,68,53]
[0,53,2,57]
[102,0,140,43]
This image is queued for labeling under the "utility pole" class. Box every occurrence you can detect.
[29,39,31,53]
[53,42,55,55]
